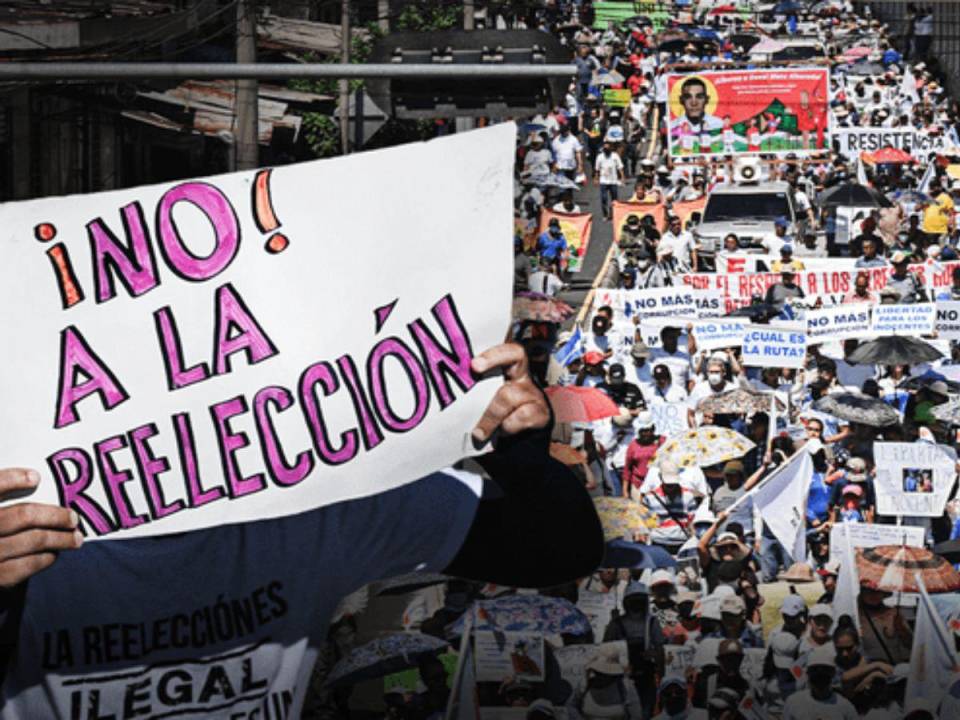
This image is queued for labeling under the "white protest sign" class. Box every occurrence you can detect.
[873,442,958,517]
[0,123,515,540]
[554,641,628,688]
[834,127,948,160]
[835,206,873,246]
[828,522,925,557]
[871,303,936,335]
[936,301,960,340]
[805,304,873,343]
[664,645,695,676]
[741,327,806,369]
[651,402,689,436]
[692,319,748,351]
[474,631,546,682]
[577,591,619,643]
[598,288,723,321]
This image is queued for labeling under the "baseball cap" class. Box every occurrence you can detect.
[548,217,560,227]
[635,411,655,430]
[650,569,675,587]
[810,604,833,620]
[775,216,790,229]
[609,363,626,380]
[631,342,651,359]
[624,580,649,598]
[660,460,681,485]
[720,594,746,615]
[700,596,722,622]
[781,594,807,617]
[771,632,800,669]
[659,674,686,693]
[841,484,863,497]
[716,532,740,546]
[653,364,671,378]
[723,460,745,476]
[780,244,794,255]
[891,250,909,264]
[526,699,556,719]
[818,559,841,578]
[807,644,836,669]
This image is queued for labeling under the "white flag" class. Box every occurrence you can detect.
[902,69,920,104]
[918,162,936,194]
[833,521,861,634]
[905,574,960,706]
[749,450,812,561]
[856,157,869,186]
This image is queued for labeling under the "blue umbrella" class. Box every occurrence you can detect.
[324,633,449,688]
[888,189,934,205]
[447,595,592,639]
[603,540,679,570]
[688,27,721,43]
[773,0,804,13]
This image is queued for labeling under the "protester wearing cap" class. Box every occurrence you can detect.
[659,214,697,272]
[763,259,806,313]
[719,593,763,649]
[577,648,644,720]
[697,510,752,593]
[628,341,655,395]
[622,411,662,499]
[578,351,607,388]
[771,243,806,273]
[649,326,696,395]
[782,644,858,720]
[817,559,840,604]
[599,362,644,414]
[536,217,568,270]
[710,460,762,545]
[643,458,699,554]
[648,569,677,621]
[647,363,688,405]
[525,698,557,720]
[799,604,835,661]
[602,581,664,718]
[651,674,689,720]
[827,457,876,522]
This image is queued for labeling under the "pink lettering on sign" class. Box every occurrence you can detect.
[88,202,160,303]
[156,182,241,281]
[54,326,129,429]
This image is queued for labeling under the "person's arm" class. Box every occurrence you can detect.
[743,462,767,492]
[697,509,728,568]
[622,444,636,499]
[445,344,604,588]
[687,323,698,356]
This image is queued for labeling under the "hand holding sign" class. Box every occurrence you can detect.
[0,468,82,588]
[470,343,550,443]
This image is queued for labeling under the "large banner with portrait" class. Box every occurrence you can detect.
[666,68,831,158]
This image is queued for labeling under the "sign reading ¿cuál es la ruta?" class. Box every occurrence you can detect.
[0,124,516,540]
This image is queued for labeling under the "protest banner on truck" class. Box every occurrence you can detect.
[805,304,873,343]
[0,123,516,540]
[828,522,925,557]
[834,127,949,160]
[719,253,857,274]
[873,442,958,517]
[538,209,593,273]
[871,303,936,335]
[936,301,960,339]
[741,327,807,368]
[665,68,830,158]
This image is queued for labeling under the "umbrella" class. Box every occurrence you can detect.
[603,539,678,569]
[844,61,885,76]
[550,442,587,465]
[653,426,756,469]
[932,397,960,424]
[593,497,659,542]
[841,45,872,61]
[512,293,574,323]
[709,4,738,13]
[324,633,449,688]
[934,539,960,564]
[749,37,787,55]
[899,369,960,394]
[592,69,625,87]
[375,571,449,596]
[688,27,721,42]
[819,182,893,208]
[847,336,943,366]
[888,189,934,205]
[725,302,778,321]
[447,595,593,639]
[523,170,580,190]
[812,392,900,427]
[728,33,761,52]
[773,0,804,13]
[545,386,621,423]
[863,147,916,165]
[857,545,960,594]
[696,388,786,415]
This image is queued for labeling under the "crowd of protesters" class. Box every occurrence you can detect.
[303,2,960,720]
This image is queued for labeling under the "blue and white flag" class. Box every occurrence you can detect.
[554,325,584,367]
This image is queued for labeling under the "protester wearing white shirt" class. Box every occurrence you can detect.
[660,215,697,271]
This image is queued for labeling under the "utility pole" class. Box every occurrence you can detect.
[235,0,259,170]
[378,0,389,33]
[339,0,350,154]
[456,0,476,133]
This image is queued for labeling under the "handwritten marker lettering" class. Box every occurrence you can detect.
[252,169,289,254]
[36,223,85,309]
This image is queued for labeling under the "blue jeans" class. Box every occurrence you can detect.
[600,183,618,218]
[606,465,623,497]
[760,530,793,583]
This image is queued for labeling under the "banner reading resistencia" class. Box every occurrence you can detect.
[666,68,830,158]
[834,127,949,160]
[0,124,516,540]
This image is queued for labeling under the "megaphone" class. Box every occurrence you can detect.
[734,156,762,184]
